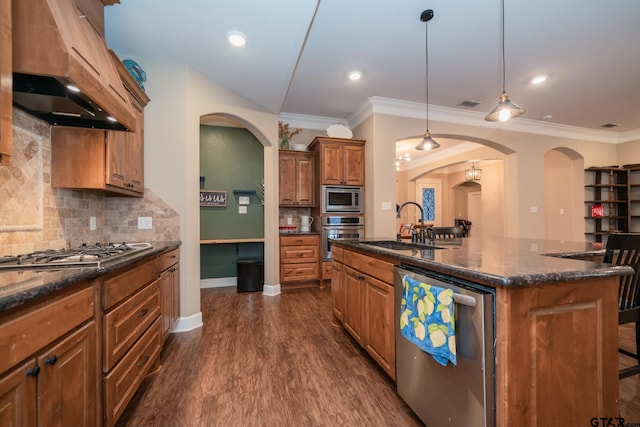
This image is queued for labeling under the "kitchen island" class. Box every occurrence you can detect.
[331,237,631,426]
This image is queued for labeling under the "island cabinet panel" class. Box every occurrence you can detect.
[335,248,398,379]
[0,360,36,426]
[495,277,619,425]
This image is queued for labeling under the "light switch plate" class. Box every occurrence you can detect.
[89,216,96,231]
[239,206,247,214]
[381,202,392,210]
[239,196,250,205]
[138,216,152,229]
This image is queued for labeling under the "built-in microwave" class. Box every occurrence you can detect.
[321,186,363,213]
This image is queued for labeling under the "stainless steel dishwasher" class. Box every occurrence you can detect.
[394,265,495,427]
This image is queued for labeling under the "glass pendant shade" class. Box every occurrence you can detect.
[415,131,441,151]
[485,92,525,122]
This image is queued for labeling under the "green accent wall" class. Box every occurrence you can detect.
[200,125,264,279]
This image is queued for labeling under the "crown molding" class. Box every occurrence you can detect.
[348,96,639,144]
[278,112,348,131]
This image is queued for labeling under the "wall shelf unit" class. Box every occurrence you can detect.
[584,166,629,243]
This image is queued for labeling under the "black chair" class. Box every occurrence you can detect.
[603,233,640,379]
[429,226,465,239]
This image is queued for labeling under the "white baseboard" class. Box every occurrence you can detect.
[200,277,236,288]
[172,312,203,333]
[263,284,281,296]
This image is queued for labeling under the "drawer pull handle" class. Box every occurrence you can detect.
[44,355,58,365]
[137,308,149,317]
[26,366,40,377]
[170,255,177,259]
[136,355,150,367]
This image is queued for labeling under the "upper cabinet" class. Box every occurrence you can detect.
[51,54,149,197]
[309,136,365,186]
[279,150,315,207]
[0,0,11,165]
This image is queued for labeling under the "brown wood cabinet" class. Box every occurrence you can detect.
[332,248,397,379]
[279,150,315,206]
[101,257,162,426]
[279,234,320,284]
[0,285,97,426]
[0,0,11,165]
[308,136,365,186]
[158,247,181,341]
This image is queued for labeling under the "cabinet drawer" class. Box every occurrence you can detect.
[280,235,319,246]
[280,245,318,264]
[322,261,332,280]
[103,280,160,371]
[343,250,394,284]
[104,318,161,427]
[332,246,343,262]
[281,263,319,282]
[158,247,180,272]
[103,260,158,310]
[0,285,94,375]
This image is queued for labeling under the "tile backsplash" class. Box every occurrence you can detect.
[0,109,179,256]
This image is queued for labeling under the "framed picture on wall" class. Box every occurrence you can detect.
[200,190,227,207]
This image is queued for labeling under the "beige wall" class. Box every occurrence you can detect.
[139,60,279,322]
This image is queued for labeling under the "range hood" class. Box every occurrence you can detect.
[12,0,136,131]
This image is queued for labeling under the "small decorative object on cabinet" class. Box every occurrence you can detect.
[584,166,629,243]
[279,150,315,206]
[308,136,365,186]
[278,121,302,150]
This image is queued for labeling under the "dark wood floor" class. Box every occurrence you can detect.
[118,287,640,426]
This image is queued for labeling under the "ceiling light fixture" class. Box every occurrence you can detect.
[227,31,246,47]
[415,9,440,151]
[348,70,362,81]
[485,0,525,122]
[530,74,547,85]
[465,162,482,181]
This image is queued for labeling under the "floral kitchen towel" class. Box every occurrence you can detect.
[399,274,457,366]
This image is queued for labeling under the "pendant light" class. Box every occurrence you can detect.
[485,0,525,122]
[415,9,440,151]
[465,162,482,181]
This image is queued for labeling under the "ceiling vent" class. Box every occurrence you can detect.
[460,100,481,108]
[600,123,620,128]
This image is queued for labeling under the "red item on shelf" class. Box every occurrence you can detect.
[591,204,604,218]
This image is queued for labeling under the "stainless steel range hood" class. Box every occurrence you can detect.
[12,0,136,131]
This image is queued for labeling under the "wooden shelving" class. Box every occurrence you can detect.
[584,166,630,243]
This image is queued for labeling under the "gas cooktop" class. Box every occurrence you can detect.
[0,242,153,271]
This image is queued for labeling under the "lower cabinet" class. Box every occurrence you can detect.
[101,259,162,427]
[331,248,397,379]
[0,285,97,426]
[158,248,181,341]
[280,234,320,284]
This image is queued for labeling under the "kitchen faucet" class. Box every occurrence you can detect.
[396,201,426,244]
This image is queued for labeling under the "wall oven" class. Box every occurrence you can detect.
[321,186,363,214]
[321,216,364,259]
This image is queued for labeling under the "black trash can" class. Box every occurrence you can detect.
[236,258,264,292]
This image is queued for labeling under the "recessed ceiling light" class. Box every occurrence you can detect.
[227,31,246,47]
[531,75,547,85]
[348,70,362,81]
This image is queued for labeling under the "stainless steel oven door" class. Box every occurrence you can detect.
[321,225,364,259]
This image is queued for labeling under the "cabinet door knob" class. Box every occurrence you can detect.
[26,366,40,377]
[44,355,58,365]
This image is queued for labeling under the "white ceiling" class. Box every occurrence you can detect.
[105,0,640,140]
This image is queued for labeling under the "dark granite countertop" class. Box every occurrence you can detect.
[332,237,632,287]
[0,241,181,313]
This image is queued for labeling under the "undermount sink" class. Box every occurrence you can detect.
[360,240,445,251]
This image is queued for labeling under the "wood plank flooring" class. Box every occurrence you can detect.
[118,287,640,426]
